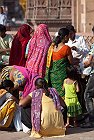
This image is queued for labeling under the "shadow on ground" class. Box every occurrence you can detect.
[67,127,94,135]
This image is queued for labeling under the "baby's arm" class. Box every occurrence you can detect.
[75,81,80,93]
[62,80,65,90]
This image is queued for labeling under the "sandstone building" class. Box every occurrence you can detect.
[1,0,94,33]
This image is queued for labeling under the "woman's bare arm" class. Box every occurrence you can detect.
[75,81,80,93]
[19,95,31,107]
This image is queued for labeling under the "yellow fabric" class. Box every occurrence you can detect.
[46,43,54,68]
[0,100,16,128]
[30,94,65,138]
[29,92,32,97]
[0,89,7,98]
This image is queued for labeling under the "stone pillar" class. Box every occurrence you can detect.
[72,0,94,33]
[80,0,86,32]
[85,0,94,33]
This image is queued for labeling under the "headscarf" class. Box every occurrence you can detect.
[9,24,33,67]
[1,66,13,80]
[25,23,51,74]
[13,65,29,81]
[1,65,29,85]
[31,88,61,132]
[23,24,51,97]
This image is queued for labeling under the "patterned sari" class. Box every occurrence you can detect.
[46,58,69,97]
[23,24,51,97]
[45,44,71,97]
[31,88,61,132]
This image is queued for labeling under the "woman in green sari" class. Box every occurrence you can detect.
[45,28,73,98]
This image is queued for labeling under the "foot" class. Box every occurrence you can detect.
[65,123,74,128]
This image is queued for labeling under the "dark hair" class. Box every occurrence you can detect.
[0,24,6,32]
[66,66,78,80]
[0,7,3,12]
[11,89,19,100]
[0,80,19,99]
[35,78,53,98]
[54,28,69,47]
[66,25,76,32]
[92,26,94,32]
[0,80,14,89]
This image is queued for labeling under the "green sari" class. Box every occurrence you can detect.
[45,58,69,97]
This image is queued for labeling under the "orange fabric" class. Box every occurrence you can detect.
[52,45,72,61]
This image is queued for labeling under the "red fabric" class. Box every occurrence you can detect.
[9,24,33,66]
[52,45,72,61]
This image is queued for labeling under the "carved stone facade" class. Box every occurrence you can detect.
[1,0,94,33]
[25,0,72,32]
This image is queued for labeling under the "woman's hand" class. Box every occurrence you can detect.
[19,95,31,107]
[84,54,93,67]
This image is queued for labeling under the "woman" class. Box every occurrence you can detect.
[23,24,52,97]
[9,24,34,67]
[45,28,73,98]
[0,65,29,91]
[19,78,66,138]
[0,80,18,128]
[1,24,51,97]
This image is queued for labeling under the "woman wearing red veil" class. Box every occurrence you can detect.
[9,24,34,67]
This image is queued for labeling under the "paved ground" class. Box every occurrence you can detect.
[0,127,94,140]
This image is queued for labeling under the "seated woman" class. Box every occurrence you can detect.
[0,80,19,128]
[19,78,66,138]
[0,65,29,91]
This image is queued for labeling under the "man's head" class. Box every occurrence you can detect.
[0,79,14,91]
[0,24,6,38]
[66,25,76,41]
[0,7,4,14]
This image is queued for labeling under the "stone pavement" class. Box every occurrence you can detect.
[0,127,94,140]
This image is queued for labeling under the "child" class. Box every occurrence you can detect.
[63,67,82,127]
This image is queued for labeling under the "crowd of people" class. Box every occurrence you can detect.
[0,21,94,139]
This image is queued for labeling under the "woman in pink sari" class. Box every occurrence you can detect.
[24,24,52,97]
